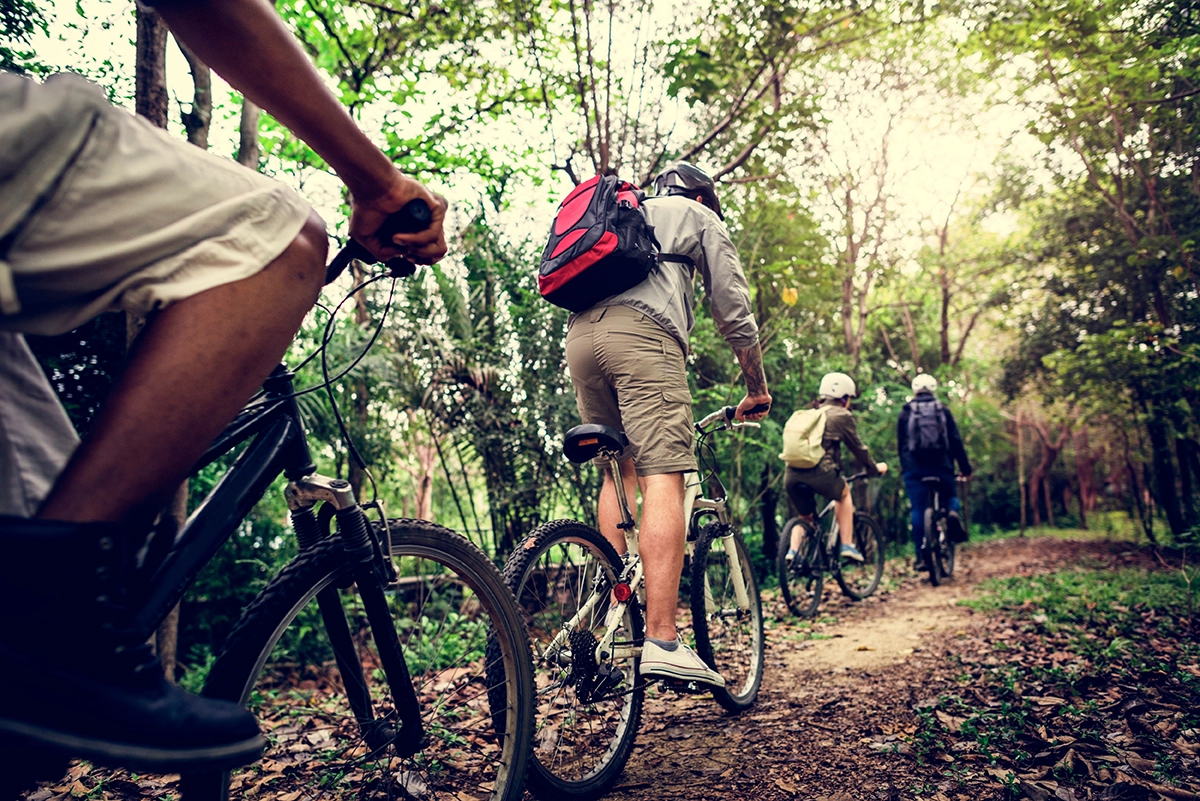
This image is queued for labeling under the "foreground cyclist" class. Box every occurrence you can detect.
[783,372,887,564]
[0,0,446,777]
[897,374,972,570]
[564,162,771,690]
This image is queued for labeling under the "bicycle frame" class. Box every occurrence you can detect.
[547,407,755,667]
[127,362,425,754]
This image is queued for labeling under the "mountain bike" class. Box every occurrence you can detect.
[920,475,960,586]
[498,406,765,801]
[10,203,535,801]
[776,471,885,618]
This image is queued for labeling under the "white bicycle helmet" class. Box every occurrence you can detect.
[818,372,857,399]
[911,374,938,394]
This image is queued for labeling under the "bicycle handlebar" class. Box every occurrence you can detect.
[324,198,433,285]
[697,405,763,432]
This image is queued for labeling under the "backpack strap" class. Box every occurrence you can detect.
[657,254,695,267]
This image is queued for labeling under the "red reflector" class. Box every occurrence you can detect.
[613,583,633,602]
[577,437,598,447]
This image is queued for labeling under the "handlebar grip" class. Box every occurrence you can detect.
[744,402,771,416]
[324,198,433,285]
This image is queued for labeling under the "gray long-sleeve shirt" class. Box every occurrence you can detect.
[568,195,760,354]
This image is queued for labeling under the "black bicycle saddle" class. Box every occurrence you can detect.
[563,424,629,464]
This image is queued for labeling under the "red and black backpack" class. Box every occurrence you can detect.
[538,175,692,312]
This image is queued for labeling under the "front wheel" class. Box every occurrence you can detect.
[501,520,644,801]
[691,523,764,713]
[777,518,823,619]
[835,513,885,600]
[183,519,534,801]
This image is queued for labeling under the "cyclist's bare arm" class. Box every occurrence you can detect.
[732,342,771,421]
[153,0,446,263]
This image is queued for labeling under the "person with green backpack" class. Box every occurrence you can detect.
[779,372,888,563]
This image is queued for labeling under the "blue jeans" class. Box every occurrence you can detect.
[903,471,959,553]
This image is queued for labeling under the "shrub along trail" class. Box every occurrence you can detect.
[602,537,1200,801]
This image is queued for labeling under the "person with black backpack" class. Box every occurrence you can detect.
[897,374,973,569]
[556,162,771,690]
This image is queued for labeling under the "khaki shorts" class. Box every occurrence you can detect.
[565,304,696,475]
[0,73,313,336]
[784,465,846,517]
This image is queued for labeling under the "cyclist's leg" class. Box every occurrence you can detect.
[39,212,325,524]
[636,471,686,641]
[833,482,855,546]
[782,467,817,553]
[903,472,927,555]
[597,455,639,555]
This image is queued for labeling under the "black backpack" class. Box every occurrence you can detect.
[538,175,692,313]
[906,398,948,457]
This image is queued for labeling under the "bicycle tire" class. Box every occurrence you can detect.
[944,538,957,577]
[924,507,943,587]
[835,512,885,600]
[777,518,824,618]
[501,520,643,801]
[691,522,764,713]
[180,519,533,801]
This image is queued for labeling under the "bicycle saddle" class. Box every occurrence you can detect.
[563,424,629,463]
[920,476,943,485]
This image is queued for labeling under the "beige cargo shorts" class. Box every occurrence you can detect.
[0,72,313,336]
[565,303,696,475]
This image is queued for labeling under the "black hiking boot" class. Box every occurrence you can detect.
[0,516,264,784]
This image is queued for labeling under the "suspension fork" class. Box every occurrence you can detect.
[286,475,425,757]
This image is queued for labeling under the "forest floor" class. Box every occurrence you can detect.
[599,534,1200,801]
[20,534,1200,801]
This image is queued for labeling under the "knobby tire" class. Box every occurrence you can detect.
[835,512,885,600]
[691,523,764,713]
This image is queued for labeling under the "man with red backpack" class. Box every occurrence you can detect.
[562,162,771,689]
[897,374,973,569]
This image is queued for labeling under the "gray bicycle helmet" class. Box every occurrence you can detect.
[653,161,724,220]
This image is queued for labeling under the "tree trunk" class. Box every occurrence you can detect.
[176,38,211,148]
[1145,414,1185,536]
[237,99,262,168]
[1177,437,1198,529]
[1031,418,1071,529]
[1016,411,1027,536]
[760,469,779,564]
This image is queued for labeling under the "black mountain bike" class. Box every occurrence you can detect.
[921,476,957,586]
[776,471,885,618]
[10,203,535,801]
[500,406,765,801]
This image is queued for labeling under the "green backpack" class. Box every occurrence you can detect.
[779,408,828,469]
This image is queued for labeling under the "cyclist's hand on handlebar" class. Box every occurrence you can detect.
[876,462,889,475]
[349,172,448,265]
[735,393,772,422]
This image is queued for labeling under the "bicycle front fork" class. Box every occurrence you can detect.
[285,474,425,757]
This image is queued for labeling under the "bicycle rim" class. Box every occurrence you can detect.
[835,513,885,600]
[186,520,532,801]
[502,520,643,801]
[692,523,763,713]
[777,519,823,618]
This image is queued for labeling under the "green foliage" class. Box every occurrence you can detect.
[0,0,48,74]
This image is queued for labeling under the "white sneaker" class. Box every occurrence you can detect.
[639,639,725,688]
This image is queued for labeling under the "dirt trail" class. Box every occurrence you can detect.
[600,537,1121,801]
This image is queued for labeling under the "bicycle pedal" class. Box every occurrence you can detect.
[656,678,707,695]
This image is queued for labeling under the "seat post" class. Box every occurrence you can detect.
[604,452,638,536]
